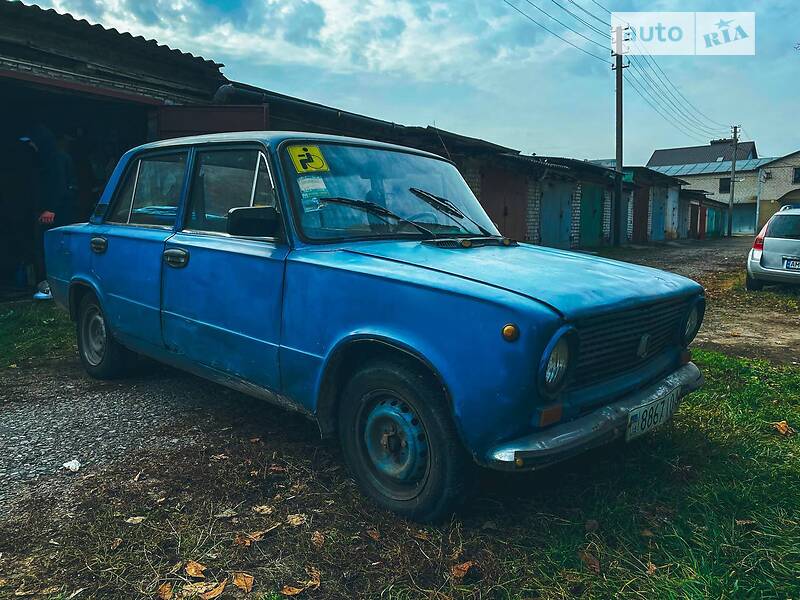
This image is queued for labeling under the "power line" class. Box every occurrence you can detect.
[547,0,609,39]
[624,70,710,144]
[518,0,608,51]
[500,0,610,62]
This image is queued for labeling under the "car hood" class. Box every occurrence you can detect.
[342,241,702,320]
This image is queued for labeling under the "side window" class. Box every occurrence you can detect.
[186,149,260,233]
[129,153,187,226]
[106,161,139,223]
[253,154,278,208]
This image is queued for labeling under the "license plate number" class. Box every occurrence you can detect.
[785,259,800,271]
[626,388,680,441]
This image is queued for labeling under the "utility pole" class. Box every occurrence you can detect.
[611,25,629,246]
[727,125,739,237]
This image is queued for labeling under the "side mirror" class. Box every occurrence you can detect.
[227,206,280,238]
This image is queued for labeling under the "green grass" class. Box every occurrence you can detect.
[1,304,798,598]
[0,301,75,366]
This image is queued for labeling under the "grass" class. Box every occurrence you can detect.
[0,301,74,366]
[0,305,799,598]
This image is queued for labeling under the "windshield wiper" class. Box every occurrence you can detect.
[318,197,436,239]
[408,187,496,238]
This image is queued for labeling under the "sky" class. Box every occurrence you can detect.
[24,0,799,164]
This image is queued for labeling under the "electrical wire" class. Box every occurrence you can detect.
[518,0,609,51]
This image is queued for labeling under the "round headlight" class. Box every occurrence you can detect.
[683,303,703,345]
[544,335,570,391]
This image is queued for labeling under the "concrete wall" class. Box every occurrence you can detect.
[757,152,800,227]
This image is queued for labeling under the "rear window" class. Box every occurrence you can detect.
[767,215,800,239]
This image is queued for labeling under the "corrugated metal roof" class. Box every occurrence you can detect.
[647,140,757,166]
[3,1,223,70]
[651,157,777,176]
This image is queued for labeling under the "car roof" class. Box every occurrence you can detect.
[776,207,800,216]
[131,131,448,162]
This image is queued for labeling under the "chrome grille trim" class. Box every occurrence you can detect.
[570,299,689,388]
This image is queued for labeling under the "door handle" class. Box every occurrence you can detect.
[163,248,189,268]
[90,237,107,254]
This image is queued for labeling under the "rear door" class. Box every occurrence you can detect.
[91,150,188,349]
[762,213,800,270]
[161,145,288,392]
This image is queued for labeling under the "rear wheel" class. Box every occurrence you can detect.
[76,294,133,379]
[745,272,764,291]
[338,359,473,522]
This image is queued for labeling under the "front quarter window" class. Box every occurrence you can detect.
[280,142,499,241]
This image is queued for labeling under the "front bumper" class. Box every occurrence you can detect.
[486,362,703,471]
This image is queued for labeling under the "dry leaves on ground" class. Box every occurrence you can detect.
[450,560,477,580]
[252,504,274,515]
[287,514,307,527]
[182,580,226,599]
[310,530,325,549]
[366,528,380,541]
[185,560,207,579]
[232,572,254,593]
[157,581,173,600]
[579,551,601,574]
[646,561,657,576]
[124,516,145,525]
[280,567,321,596]
[234,527,278,547]
[773,420,796,436]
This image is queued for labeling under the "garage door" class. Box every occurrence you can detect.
[579,184,603,247]
[540,181,572,248]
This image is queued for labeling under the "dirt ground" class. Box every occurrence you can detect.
[599,236,800,366]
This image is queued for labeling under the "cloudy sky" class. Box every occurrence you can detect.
[25,0,798,163]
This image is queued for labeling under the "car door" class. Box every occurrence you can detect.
[161,145,289,392]
[91,149,188,350]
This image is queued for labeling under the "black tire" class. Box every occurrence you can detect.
[745,273,764,291]
[338,359,473,522]
[76,294,132,379]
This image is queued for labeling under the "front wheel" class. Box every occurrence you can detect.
[338,360,473,522]
[745,272,764,291]
[76,294,133,379]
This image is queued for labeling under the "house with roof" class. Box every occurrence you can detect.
[647,140,800,232]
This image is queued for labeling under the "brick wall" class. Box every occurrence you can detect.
[602,189,612,243]
[647,187,653,239]
[525,178,541,244]
[626,191,634,241]
[570,182,581,248]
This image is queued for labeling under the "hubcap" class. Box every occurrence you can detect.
[82,306,107,366]
[363,396,428,484]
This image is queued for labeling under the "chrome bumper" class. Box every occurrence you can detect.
[486,362,703,471]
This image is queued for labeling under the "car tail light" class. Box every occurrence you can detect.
[753,223,768,251]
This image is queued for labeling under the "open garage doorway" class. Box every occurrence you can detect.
[0,78,149,293]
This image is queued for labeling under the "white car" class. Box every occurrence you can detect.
[746,206,800,290]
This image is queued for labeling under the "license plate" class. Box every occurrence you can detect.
[626,388,680,441]
[785,259,800,271]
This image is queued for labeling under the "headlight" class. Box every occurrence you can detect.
[540,328,573,395]
[682,300,704,345]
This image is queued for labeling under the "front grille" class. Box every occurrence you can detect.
[570,299,688,388]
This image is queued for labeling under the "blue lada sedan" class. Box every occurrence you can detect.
[45,132,704,521]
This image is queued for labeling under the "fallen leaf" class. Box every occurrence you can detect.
[450,560,476,580]
[735,518,756,526]
[215,508,238,519]
[646,561,657,576]
[183,581,221,597]
[640,528,655,538]
[366,528,380,541]
[211,454,229,461]
[773,420,796,436]
[290,483,307,494]
[201,580,226,599]
[252,505,274,515]
[310,530,325,549]
[412,530,431,541]
[185,560,207,579]
[287,514,307,527]
[234,530,269,547]
[233,572,254,593]
[579,551,601,574]
[9,363,17,368]
[249,437,262,443]
[305,566,321,589]
[110,537,122,550]
[125,516,145,525]
[157,581,173,600]
[585,519,599,532]
[280,585,305,596]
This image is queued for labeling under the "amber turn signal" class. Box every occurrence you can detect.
[501,323,520,342]
[539,403,563,427]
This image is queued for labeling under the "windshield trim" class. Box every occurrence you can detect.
[276,138,480,245]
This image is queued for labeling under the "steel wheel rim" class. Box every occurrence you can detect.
[357,391,430,501]
[81,306,107,366]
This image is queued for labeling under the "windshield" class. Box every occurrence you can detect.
[280,142,499,241]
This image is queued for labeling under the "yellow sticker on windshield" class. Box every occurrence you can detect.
[288,145,329,173]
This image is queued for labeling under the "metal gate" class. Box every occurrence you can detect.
[651,187,666,241]
[540,181,573,248]
[632,186,649,242]
[479,167,528,240]
[579,184,603,247]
